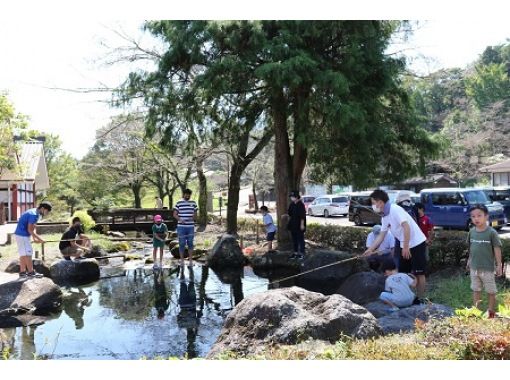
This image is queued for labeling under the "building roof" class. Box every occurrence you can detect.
[0,141,50,190]
[402,173,458,186]
[479,159,510,173]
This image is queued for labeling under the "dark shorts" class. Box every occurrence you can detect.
[397,241,427,275]
[266,232,276,241]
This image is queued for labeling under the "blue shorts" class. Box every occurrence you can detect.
[177,226,195,253]
[266,231,276,241]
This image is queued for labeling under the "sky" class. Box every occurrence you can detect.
[0,8,509,159]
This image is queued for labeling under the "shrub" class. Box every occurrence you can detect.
[463,331,510,359]
[71,210,96,232]
[238,220,510,271]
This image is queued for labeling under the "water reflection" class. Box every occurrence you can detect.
[177,266,199,359]
[4,262,272,359]
[62,288,92,330]
[153,272,170,320]
[19,326,36,360]
[253,267,299,290]
[211,267,244,306]
[97,269,154,320]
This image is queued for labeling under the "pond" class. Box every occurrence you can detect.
[1,260,293,360]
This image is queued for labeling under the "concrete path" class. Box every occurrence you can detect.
[0,223,16,245]
[0,271,19,285]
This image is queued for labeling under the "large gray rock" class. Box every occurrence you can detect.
[50,259,100,285]
[4,259,51,278]
[84,245,109,265]
[207,234,245,269]
[337,272,385,305]
[296,250,369,294]
[250,250,301,270]
[0,276,63,327]
[207,286,381,358]
[84,245,107,259]
[366,301,454,334]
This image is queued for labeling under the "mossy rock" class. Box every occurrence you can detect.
[107,242,130,253]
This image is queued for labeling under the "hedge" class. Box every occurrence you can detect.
[238,218,510,271]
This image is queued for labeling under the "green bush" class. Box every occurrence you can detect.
[71,210,96,232]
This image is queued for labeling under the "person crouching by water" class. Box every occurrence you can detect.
[288,191,306,260]
[364,189,428,301]
[379,260,417,312]
[59,217,92,260]
[362,224,395,271]
[260,205,277,251]
[152,214,168,270]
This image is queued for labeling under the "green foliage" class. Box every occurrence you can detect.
[108,242,130,253]
[71,210,96,232]
[454,307,484,319]
[465,63,510,108]
[0,93,28,177]
[1,347,11,360]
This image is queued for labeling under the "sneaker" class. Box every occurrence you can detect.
[289,253,299,259]
[26,271,43,278]
[152,263,159,270]
[296,254,305,260]
[19,272,27,279]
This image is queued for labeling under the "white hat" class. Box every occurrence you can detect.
[396,191,412,203]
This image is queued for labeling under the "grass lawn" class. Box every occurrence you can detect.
[0,231,117,271]
[428,272,510,311]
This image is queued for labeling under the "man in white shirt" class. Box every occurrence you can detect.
[364,190,427,300]
[364,224,395,271]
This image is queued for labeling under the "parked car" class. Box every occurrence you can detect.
[348,190,420,226]
[420,188,507,230]
[307,194,349,217]
[348,191,378,225]
[482,187,510,224]
[302,195,316,211]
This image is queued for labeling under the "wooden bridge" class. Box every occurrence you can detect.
[87,208,177,234]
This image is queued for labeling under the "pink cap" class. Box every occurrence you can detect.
[154,215,163,222]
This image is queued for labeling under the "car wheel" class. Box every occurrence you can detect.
[354,214,362,226]
[324,209,329,218]
[308,208,313,216]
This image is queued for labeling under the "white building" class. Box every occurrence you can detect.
[0,140,50,222]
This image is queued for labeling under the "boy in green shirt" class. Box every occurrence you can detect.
[466,204,503,318]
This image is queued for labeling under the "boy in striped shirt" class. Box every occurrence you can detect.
[173,189,198,267]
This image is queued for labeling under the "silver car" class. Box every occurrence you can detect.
[307,194,349,217]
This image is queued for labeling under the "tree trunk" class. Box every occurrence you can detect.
[291,86,310,192]
[271,88,292,249]
[327,179,333,194]
[226,162,243,235]
[252,179,258,212]
[132,182,143,208]
[195,157,208,227]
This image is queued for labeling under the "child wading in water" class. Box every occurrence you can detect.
[260,206,277,251]
[467,204,503,318]
[152,215,168,270]
[379,260,417,312]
